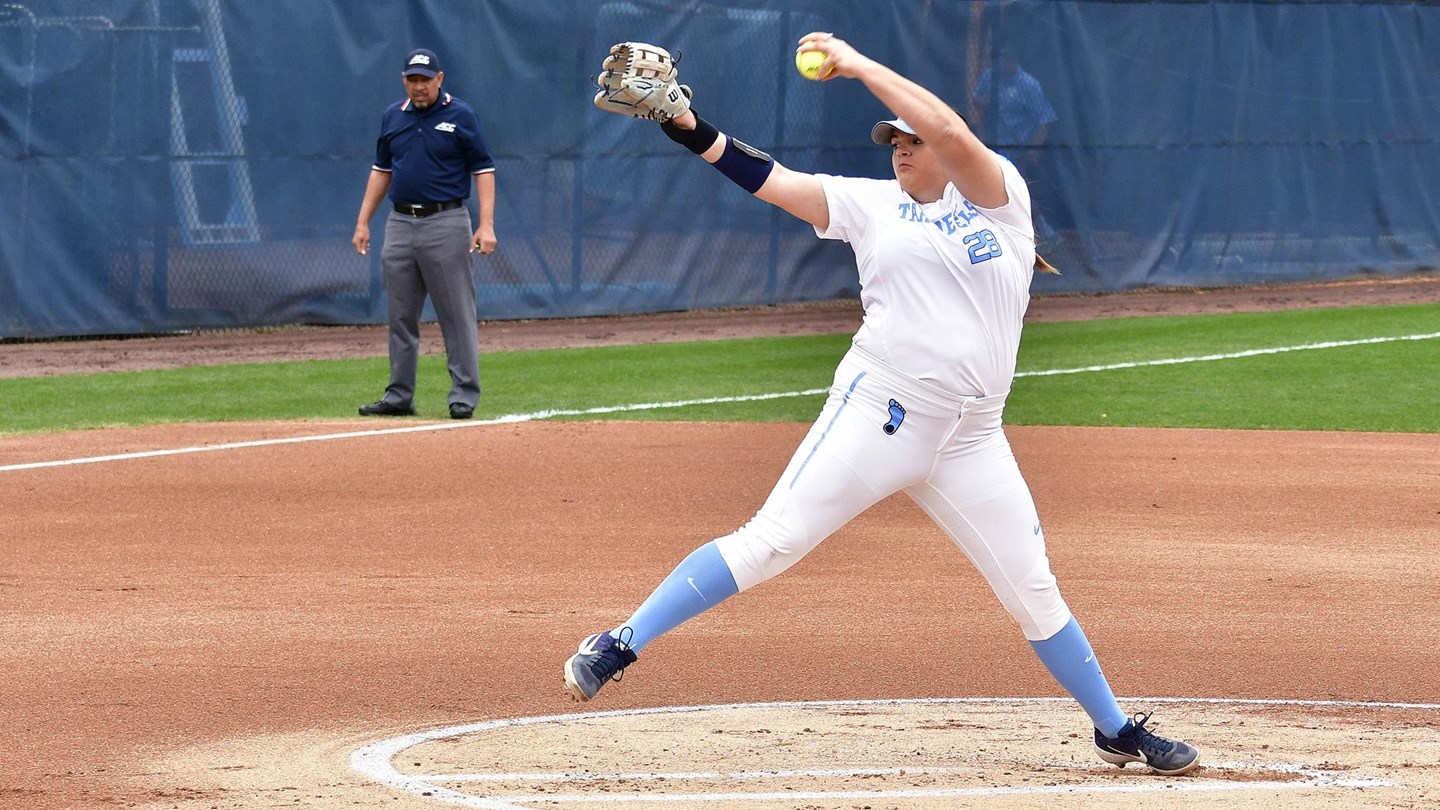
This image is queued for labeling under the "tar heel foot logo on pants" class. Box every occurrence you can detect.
[882,399,906,435]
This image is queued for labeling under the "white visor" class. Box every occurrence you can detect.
[870,118,916,145]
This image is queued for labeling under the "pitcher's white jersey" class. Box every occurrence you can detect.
[813,155,1036,397]
[713,151,1070,640]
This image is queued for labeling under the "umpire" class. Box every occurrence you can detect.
[352,47,497,420]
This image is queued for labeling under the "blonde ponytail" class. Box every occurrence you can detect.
[1035,254,1060,274]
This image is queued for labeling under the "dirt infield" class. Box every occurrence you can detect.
[2,275,1438,809]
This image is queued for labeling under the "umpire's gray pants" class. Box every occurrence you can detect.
[379,206,479,409]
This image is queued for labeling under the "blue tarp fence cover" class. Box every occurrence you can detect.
[2,0,1436,338]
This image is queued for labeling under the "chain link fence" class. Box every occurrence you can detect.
[3,0,1436,339]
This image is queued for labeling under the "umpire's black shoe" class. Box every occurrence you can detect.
[358,399,416,417]
[449,402,474,420]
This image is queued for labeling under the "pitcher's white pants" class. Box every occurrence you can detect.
[714,346,1072,641]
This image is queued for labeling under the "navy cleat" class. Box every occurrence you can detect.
[563,629,638,702]
[1094,712,1200,776]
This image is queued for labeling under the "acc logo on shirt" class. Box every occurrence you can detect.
[434,122,456,133]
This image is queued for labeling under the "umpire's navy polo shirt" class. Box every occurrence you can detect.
[373,91,495,205]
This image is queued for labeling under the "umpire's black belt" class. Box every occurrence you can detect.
[393,199,463,218]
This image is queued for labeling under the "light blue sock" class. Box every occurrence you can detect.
[1029,617,1130,738]
[611,541,739,652]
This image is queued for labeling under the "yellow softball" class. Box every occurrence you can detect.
[795,49,829,80]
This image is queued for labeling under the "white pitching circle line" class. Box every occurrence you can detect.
[351,696,1431,808]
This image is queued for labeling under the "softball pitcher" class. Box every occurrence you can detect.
[565,33,1199,776]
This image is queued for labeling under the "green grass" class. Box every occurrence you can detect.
[1,303,1435,436]
[1008,303,1440,432]
[0,335,851,434]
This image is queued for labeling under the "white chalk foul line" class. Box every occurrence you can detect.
[399,766,977,783]
[474,760,1391,804]
[484,778,1386,804]
[350,696,1433,808]
[1014,331,1440,377]
[0,389,828,473]
[4,330,1435,473]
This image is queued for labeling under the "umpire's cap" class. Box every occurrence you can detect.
[402,48,441,78]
